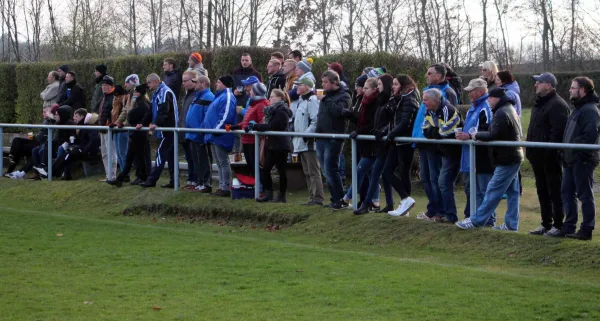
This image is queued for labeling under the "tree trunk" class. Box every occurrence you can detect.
[481,0,488,61]
[493,0,509,68]
[420,0,434,62]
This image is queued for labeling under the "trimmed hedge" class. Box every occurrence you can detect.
[0,64,17,123]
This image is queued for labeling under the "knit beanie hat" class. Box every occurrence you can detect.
[355,74,368,88]
[101,75,114,86]
[114,85,127,96]
[134,83,148,96]
[252,83,267,97]
[190,52,203,63]
[297,59,312,73]
[95,64,107,75]
[488,87,506,98]
[219,75,235,88]
[328,62,343,76]
[58,64,70,73]
[363,67,374,75]
[125,74,140,87]
[367,67,386,78]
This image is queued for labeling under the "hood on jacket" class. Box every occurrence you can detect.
[572,91,600,108]
[494,96,516,111]
[503,81,521,95]
[66,80,78,88]
[57,106,72,124]
[85,113,99,125]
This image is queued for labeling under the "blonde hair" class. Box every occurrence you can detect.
[183,70,198,79]
[271,89,291,107]
[481,61,498,82]
[365,77,378,89]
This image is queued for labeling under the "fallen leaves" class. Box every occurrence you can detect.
[56,233,64,237]
[153,305,162,311]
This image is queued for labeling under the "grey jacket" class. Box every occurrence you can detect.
[40,81,60,107]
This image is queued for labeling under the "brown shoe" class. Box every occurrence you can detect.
[183,185,197,191]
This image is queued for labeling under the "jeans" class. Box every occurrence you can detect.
[419,149,443,216]
[439,156,460,222]
[190,141,212,187]
[364,155,394,207]
[147,133,175,184]
[562,161,597,233]
[182,140,196,183]
[530,156,564,230]
[57,146,66,160]
[100,133,117,180]
[383,144,414,200]
[113,132,129,174]
[300,150,324,203]
[316,139,345,203]
[471,163,521,230]
[345,157,374,200]
[462,172,495,224]
[211,144,232,190]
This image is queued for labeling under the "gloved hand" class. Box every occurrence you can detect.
[374,130,386,141]
[349,131,358,139]
[247,120,257,131]
[229,124,240,131]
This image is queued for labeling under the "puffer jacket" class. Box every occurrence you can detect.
[254,101,293,152]
[562,92,600,165]
[525,90,570,161]
[475,96,524,166]
[386,89,420,145]
[316,87,351,134]
[40,81,60,108]
[240,97,268,144]
[292,92,319,153]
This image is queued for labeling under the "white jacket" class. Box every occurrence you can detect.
[292,93,319,153]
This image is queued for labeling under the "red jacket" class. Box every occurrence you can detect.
[241,98,269,144]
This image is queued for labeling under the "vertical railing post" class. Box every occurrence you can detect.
[47,128,53,181]
[469,141,477,217]
[173,130,179,191]
[254,132,260,199]
[0,127,3,174]
[351,137,357,210]
[107,127,113,180]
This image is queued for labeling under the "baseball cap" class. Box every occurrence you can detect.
[294,77,315,88]
[241,76,260,86]
[464,78,488,91]
[532,73,557,88]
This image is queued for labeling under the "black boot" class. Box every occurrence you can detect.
[353,202,370,215]
[106,178,123,187]
[566,228,593,241]
[257,190,273,202]
[376,203,394,213]
[272,192,287,203]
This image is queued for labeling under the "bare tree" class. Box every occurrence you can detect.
[481,0,488,61]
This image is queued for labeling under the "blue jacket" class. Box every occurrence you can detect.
[186,88,215,143]
[202,88,237,151]
[460,94,493,173]
[411,82,457,143]
[502,81,522,116]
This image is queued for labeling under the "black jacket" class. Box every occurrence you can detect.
[232,65,263,108]
[386,89,420,144]
[127,99,152,139]
[58,80,85,111]
[74,118,100,156]
[266,71,287,98]
[526,90,570,161]
[164,70,183,100]
[372,95,396,158]
[55,106,76,146]
[476,96,524,166]
[347,92,379,158]
[98,91,114,126]
[562,92,600,165]
[254,101,293,152]
[346,93,363,134]
[316,87,351,134]
[422,99,463,160]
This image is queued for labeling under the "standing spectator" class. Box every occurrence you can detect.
[91,64,107,113]
[561,77,600,240]
[231,82,268,176]
[380,75,420,217]
[271,51,285,64]
[40,71,61,110]
[109,85,129,180]
[316,70,351,209]
[186,75,215,193]
[456,88,523,231]
[252,89,293,203]
[456,78,495,225]
[288,50,302,62]
[440,63,463,105]
[188,52,208,76]
[56,64,69,103]
[163,58,183,99]
[283,59,298,92]
[481,61,499,90]
[140,73,180,188]
[97,75,117,181]
[327,62,350,89]
[412,64,458,220]
[116,74,140,127]
[347,75,368,134]
[266,59,286,98]
[202,75,238,197]
[292,77,324,206]
[232,53,263,108]
[495,71,522,116]
[57,71,86,111]
[421,88,463,223]
[527,72,570,236]
[289,59,315,102]
[180,70,199,190]
[107,84,153,187]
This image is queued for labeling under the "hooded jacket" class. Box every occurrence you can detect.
[292,92,319,153]
[422,98,463,160]
[525,89,570,161]
[254,101,293,152]
[202,88,237,151]
[240,97,268,145]
[562,92,600,165]
[316,87,351,134]
[475,96,524,167]
[501,81,522,116]
[267,70,287,98]
[185,88,215,143]
[460,93,493,173]
[164,70,183,100]
[151,82,179,138]
[59,80,85,111]
[40,81,60,108]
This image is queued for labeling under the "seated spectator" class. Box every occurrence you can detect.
[251,89,293,203]
[33,105,75,178]
[3,110,50,178]
[52,109,101,180]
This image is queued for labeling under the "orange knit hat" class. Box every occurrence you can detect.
[190,52,203,63]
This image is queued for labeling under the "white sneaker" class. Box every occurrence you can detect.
[388,197,415,217]
[14,171,25,179]
[34,167,48,177]
[194,185,206,191]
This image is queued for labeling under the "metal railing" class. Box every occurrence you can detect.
[2,122,600,215]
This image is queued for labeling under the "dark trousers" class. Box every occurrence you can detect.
[190,141,212,187]
[7,137,39,173]
[242,143,256,176]
[382,144,414,200]
[147,134,174,184]
[562,161,597,233]
[119,136,151,181]
[261,150,288,195]
[530,156,564,230]
[52,149,96,177]
[182,140,195,183]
